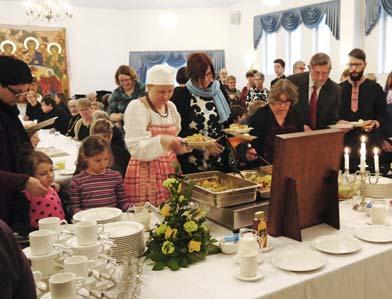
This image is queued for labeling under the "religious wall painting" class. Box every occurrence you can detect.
[0,25,69,96]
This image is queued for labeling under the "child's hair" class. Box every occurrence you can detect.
[91,119,113,139]
[22,151,53,176]
[76,135,113,172]
[92,110,110,121]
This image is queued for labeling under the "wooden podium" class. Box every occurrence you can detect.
[268,129,345,241]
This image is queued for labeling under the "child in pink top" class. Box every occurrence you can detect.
[23,151,65,228]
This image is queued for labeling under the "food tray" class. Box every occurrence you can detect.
[184,171,260,208]
[236,166,272,198]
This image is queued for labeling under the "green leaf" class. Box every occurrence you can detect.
[179,257,189,267]
[152,261,166,271]
[167,258,180,271]
[207,243,221,255]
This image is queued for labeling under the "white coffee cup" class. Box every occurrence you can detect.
[29,229,57,256]
[238,231,262,255]
[370,200,388,224]
[71,243,107,261]
[49,272,83,299]
[76,221,104,246]
[239,249,258,278]
[39,217,67,233]
[64,256,95,278]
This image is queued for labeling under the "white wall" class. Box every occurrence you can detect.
[0,1,230,94]
[0,0,389,93]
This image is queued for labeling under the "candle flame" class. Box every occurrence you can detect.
[373,148,379,155]
[361,136,366,143]
[344,147,350,154]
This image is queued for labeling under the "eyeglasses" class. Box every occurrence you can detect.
[275,100,292,106]
[119,78,132,84]
[6,86,26,97]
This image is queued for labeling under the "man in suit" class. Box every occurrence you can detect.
[287,53,341,131]
[270,58,286,88]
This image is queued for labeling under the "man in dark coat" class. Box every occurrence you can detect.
[0,56,48,226]
[287,53,341,131]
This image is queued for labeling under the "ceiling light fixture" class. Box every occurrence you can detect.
[25,0,73,23]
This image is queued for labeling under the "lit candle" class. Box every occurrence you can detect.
[344,147,350,172]
[374,148,380,173]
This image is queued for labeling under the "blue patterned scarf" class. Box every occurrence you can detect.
[186,80,231,123]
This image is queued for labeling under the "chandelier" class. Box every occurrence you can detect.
[25,0,73,23]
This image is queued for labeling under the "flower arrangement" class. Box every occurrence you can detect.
[145,177,219,271]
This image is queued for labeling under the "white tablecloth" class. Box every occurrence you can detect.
[139,200,392,299]
[37,130,79,187]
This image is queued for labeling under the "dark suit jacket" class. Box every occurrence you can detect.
[287,72,341,129]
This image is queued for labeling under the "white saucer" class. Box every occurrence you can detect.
[234,253,264,264]
[23,247,61,260]
[59,169,75,176]
[366,220,390,226]
[261,241,274,252]
[234,270,265,282]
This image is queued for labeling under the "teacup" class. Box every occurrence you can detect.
[29,229,57,256]
[30,252,61,277]
[238,229,262,255]
[71,243,108,261]
[370,200,388,225]
[75,221,104,246]
[64,256,96,278]
[239,249,258,278]
[39,217,67,235]
[49,272,84,299]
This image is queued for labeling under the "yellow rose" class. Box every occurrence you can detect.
[184,220,198,234]
[178,195,186,203]
[164,227,178,240]
[163,178,178,188]
[155,224,168,236]
[161,241,175,255]
[161,204,171,217]
[188,240,201,253]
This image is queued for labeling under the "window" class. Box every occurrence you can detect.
[378,10,392,73]
[261,32,276,75]
[285,26,301,73]
[312,16,330,54]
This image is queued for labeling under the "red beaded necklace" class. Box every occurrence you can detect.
[146,95,169,118]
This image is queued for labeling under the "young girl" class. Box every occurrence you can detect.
[69,135,129,215]
[23,151,65,228]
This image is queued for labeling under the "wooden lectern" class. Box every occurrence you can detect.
[268,129,345,241]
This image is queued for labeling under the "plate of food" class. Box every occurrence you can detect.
[350,119,368,127]
[328,123,354,129]
[184,134,216,148]
[224,124,253,134]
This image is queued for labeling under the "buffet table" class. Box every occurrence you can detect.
[139,200,392,299]
[37,130,79,187]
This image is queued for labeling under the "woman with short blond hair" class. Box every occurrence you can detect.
[74,98,93,141]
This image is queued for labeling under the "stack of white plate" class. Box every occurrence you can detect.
[365,177,392,198]
[73,207,122,224]
[103,221,145,261]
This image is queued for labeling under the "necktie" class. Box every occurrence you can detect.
[351,82,358,112]
[309,86,318,130]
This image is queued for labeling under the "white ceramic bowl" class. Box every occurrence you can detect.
[219,239,238,254]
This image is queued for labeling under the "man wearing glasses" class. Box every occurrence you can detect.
[339,48,387,167]
[287,52,341,131]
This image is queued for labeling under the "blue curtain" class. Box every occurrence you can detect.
[129,50,225,83]
[253,0,340,49]
[365,0,392,35]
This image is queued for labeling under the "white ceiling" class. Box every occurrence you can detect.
[5,0,252,9]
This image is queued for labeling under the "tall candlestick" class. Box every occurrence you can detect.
[344,147,350,172]
[360,136,366,173]
[374,148,380,173]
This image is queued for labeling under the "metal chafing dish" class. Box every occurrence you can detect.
[239,165,272,199]
[184,171,260,208]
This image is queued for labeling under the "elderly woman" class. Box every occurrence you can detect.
[23,91,42,121]
[73,98,93,141]
[123,65,188,206]
[66,99,81,137]
[171,52,232,174]
[108,65,146,123]
[240,79,303,164]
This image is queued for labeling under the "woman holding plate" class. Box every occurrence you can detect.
[171,52,232,174]
[123,65,189,206]
[238,79,303,165]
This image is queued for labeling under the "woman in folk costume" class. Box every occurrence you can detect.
[123,65,189,206]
